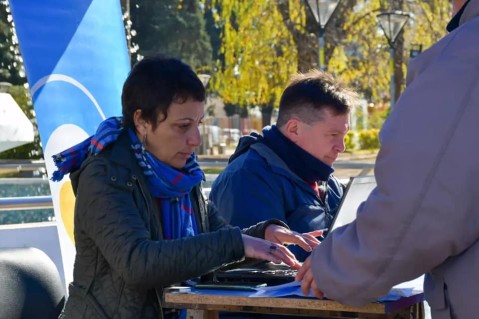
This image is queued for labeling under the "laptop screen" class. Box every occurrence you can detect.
[329,175,376,233]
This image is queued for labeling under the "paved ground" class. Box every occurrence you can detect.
[334,152,377,179]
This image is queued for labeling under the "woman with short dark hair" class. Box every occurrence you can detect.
[53,55,320,319]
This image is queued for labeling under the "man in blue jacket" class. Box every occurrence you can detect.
[209,70,357,261]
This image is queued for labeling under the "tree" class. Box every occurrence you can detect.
[209,0,298,125]
[326,0,390,102]
[326,0,450,104]
[0,0,24,85]
[276,0,358,73]
[129,0,213,71]
[404,0,450,51]
[203,0,222,64]
[210,0,451,130]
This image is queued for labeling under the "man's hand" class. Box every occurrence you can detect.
[296,256,325,298]
[265,224,323,253]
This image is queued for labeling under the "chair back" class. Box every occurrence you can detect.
[0,247,65,319]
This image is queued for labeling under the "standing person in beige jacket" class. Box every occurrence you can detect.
[297,1,479,318]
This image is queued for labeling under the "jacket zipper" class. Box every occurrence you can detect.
[316,181,332,224]
[135,177,163,319]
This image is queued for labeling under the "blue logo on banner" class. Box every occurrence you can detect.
[9,0,130,140]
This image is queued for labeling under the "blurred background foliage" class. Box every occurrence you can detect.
[0,0,451,158]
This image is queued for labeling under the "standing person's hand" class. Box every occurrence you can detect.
[242,234,301,269]
[265,224,323,253]
[296,256,324,298]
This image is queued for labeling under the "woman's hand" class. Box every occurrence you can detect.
[296,256,324,298]
[241,234,301,269]
[264,224,323,253]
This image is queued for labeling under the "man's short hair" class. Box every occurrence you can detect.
[276,70,357,127]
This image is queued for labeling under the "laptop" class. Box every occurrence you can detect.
[328,175,377,232]
[211,261,299,286]
[210,175,377,286]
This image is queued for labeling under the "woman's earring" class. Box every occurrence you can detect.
[142,134,147,145]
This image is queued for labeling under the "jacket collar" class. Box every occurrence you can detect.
[69,130,141,194]
[250,143,319,195]
[108,130,146,180]
[447,0,478,32]
[109,130,136,165]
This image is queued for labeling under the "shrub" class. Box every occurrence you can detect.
[344,131,357,152]
[358,129,380,150]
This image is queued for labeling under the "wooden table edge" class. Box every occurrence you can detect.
[164,290,423,315]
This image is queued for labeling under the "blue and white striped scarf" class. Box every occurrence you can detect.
[52,117,204,239]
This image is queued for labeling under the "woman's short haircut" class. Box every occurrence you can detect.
[276,70,357,128]
[121,55,206,130]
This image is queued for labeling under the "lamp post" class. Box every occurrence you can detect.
[198,74,211,88]
[409,43,423,58]
[377,11,410,108]
[305,0,341,71]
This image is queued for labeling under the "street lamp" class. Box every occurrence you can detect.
[305,0,341,71]
[409,43,423,58]
[377,11,410,108]
[198,74,211,88]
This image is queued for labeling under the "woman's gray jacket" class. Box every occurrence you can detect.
[59,131,273,318]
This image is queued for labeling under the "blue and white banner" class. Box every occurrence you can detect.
[9,0,130,287]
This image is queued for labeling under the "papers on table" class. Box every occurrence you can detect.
[250,276,424,302]
[179,276,424,303]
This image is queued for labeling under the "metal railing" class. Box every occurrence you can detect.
[334,161,374,176]
[0,196,53,211]
[0,161,46,174]
[0,159,375,173]
[0,160,374,212]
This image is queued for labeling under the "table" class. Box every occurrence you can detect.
[163,289,424,319]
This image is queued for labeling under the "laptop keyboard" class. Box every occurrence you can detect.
[213,263,298,286]
[251,269,297,277]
